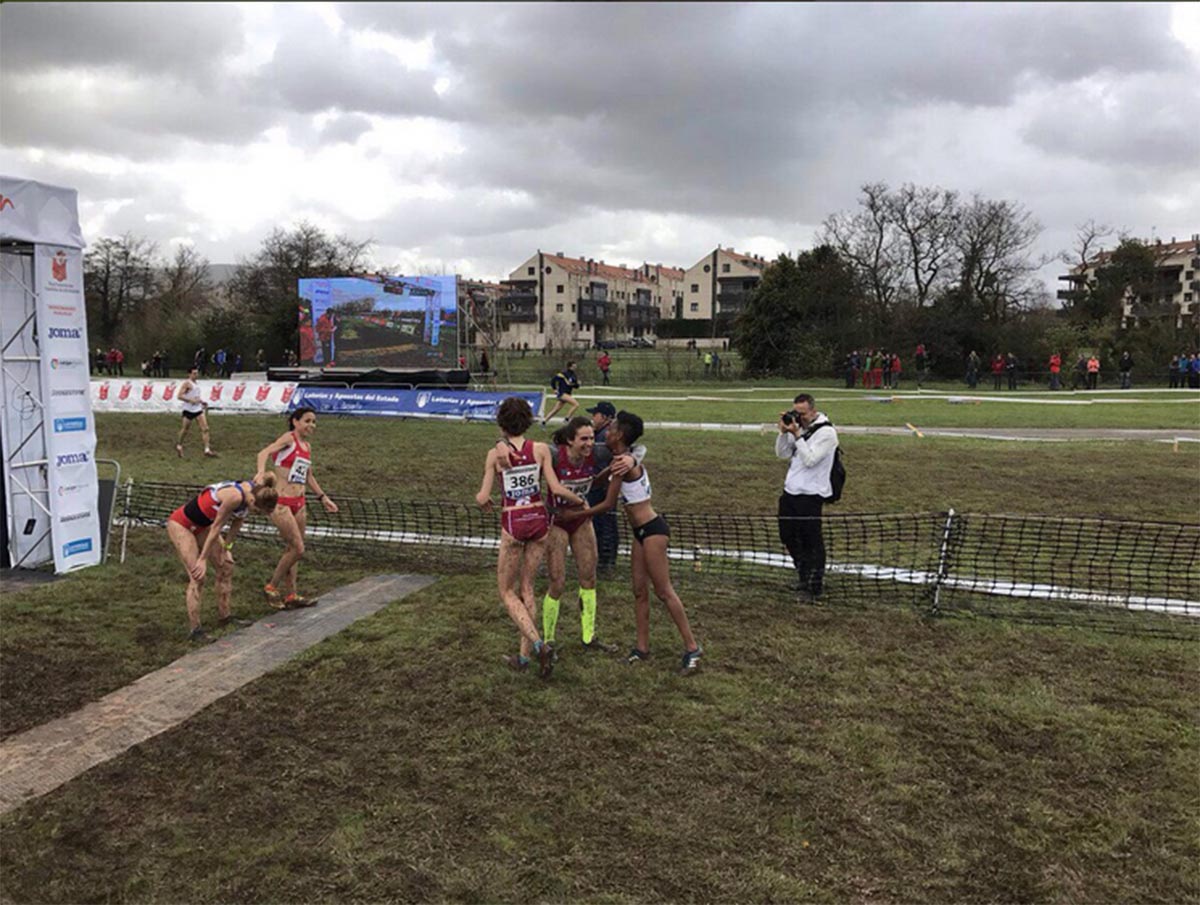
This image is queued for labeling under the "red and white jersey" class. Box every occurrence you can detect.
[273,431,312,486]
[500,439,543,508]
[553,444,595,508]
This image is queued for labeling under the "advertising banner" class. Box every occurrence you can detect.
[91,378,298,414]
[291,387,543,421]
[35,245,101,571]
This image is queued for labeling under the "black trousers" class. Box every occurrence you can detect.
[778,492,826,595]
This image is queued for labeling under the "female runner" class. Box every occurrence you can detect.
[476,397,585,677]
[255,406,339,609]
[539,416,639,651]
[572,410,703,673]
[166,475,279,641]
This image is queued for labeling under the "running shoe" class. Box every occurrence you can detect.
[504,654,530,673]
[204,449,219,458]
[626,647,650,664]
[283,593,315,609]
[188,626,213,644]
[582,638,619,653]
[679,646,703,674]
[264,584,285,609]
[537,641,555,678]
[218,615,253,627]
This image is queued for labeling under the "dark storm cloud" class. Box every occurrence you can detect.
[0,2,1194,275]
[250,20,444,119]
[0,2,245,77]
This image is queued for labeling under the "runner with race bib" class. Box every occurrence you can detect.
[530,416,642,653]
[255,406,339,610]
[476,397,585,678]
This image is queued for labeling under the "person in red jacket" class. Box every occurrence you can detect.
[890,352,902,389]
[991,353,1005,390]
[1048,353,1062,390]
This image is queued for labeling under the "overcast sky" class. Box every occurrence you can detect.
[2,2,1197,286]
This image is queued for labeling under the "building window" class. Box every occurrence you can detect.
[527,266,535,276]
[691,284,699,293]
[571,304,576,312]
[722,263,731,273]
[690,302,699,312]
[1186,293,1194,302]
[556,303,564,313]
[703,264,711,273]
[545,266,553,274]
[1186,271,1194,280]
[557,284,564,293]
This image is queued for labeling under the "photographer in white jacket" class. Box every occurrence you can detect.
[775,393,838,602]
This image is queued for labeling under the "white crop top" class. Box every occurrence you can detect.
[619,466,652,505]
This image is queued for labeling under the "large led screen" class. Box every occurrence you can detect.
[297,275,458,368]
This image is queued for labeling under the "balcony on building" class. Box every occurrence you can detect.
[716,291,752,314]
[627,304,659,328]
[578,299,609,325]
[497,291,538,324]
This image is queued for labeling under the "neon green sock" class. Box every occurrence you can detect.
[580,587,597,643]
[542,594,561,643]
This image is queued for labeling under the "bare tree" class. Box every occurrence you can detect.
[83,233,158,345]
[1063,219,1115,271]
[889,183,960,308]
[820,183,905,334]
[955,196,1049,323]
[158,244,212,317]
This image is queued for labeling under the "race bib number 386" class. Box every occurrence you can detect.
[502,464,540,500]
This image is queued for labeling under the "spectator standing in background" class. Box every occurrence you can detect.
[914,343,927,388]
[152,349,163,378]
[966,350,980,389]
[889,352,902,390]
[480,349,490,373]
[597,350,612,385]
[1005,352,1018,390]
[712,350,721,378]
[1168,355,1179,388]
[991,353,1004,390]
[844,351,857,389]
[703,351,713,375]
[1086,353,1100,390]
[871,351,885,389]
[194,346,207,376]
[861,349,873,388]
[1189,353,1200,389]
[1048,352,1062,390]
[256,348,266,371]
[1119,351,1133,389]
[233,353,243,374]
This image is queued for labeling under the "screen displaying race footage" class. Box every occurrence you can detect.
[297,275,458,368]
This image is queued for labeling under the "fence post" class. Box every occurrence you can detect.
[119,478,134,564]
[930,508,957,615]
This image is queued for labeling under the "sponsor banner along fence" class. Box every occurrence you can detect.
[290,386,544,420]
[91,378,298,414]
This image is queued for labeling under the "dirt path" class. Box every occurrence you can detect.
[0,573,434,816]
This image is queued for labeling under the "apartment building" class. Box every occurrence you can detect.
[1058,235,1200,328]
[496,252,685,350]
[679,247,768,329]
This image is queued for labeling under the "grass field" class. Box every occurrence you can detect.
[2,566,1197,902]
[96,412,1200,522]
[1,384,1197,903]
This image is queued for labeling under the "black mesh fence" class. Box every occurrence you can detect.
[122,481,1200,637]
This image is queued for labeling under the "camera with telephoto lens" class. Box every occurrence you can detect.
[781,410,800,427]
